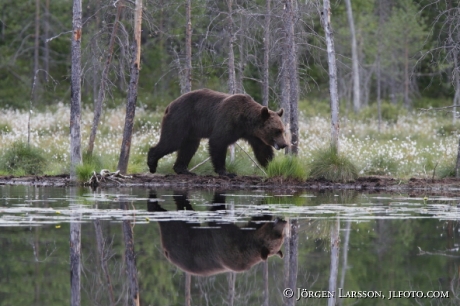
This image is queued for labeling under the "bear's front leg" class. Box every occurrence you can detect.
[208,139,236,178]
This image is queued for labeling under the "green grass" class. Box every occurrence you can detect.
[1,101,460,180]
[309,146,358,182]
[363,154,399,176]
[266,155,308,181]
[0,141,47,175]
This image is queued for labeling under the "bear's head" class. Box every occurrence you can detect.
[255,218,287,260]
[256,107,289,150]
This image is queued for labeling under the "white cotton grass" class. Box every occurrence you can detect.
[0,103,458,178]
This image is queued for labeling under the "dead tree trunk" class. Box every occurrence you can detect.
[263,261,269,306]
[117,0,142,174]
[34,0,40,102]
[321,0,340,152]
[70,214,81,306]
[262,0,271,107]
[328,218,340,306]
[121,201,140,306]
[44,0,50,82]
[184,0,192,93]
[280,34,291,155]
[87,1,123,156]
[70,0,83,181]
[344,0,360,112]
[284,0,299,155]
[94,219,116,306]
[284,219,298,306]
[227,0,236,94]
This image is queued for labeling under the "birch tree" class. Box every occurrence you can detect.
[33,0,40,103]
[262,0,271,107]
[227,0,236,94]
[344,0,360,112]
[284,0,299,155]
[184,0,192,93]
[321,0,340,151]
[70,0,82,181]
[117,0,143,174]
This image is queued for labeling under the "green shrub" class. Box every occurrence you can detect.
[309,146,358,182]
[0,142,47,175]
[266,155,308,181]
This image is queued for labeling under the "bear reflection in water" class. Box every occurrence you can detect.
[148,192,286,276]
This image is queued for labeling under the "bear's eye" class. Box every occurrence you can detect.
[275,129,283,135]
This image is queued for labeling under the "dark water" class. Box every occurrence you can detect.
[0,185,459,305]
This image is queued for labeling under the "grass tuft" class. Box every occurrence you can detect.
[309,146,358,182]
[0,141,47,175]
[266,155,308,181]
[363,155,398,176]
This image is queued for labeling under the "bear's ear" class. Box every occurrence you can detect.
[277,108,284,117]
[261,247,270,260]
[261,107,270,121]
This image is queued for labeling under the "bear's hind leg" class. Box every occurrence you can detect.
[173,138,200,175]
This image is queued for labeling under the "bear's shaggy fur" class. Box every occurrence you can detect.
[148,192,286,276]
[147,88,288,176]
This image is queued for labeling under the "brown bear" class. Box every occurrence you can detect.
[148,191,286,276]
[147,88,289,177]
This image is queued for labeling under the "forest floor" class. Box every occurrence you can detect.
[1,174,460,196]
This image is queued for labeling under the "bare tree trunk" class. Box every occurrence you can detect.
[70,0,83,181]
[227,272,236,306]
[236,13,247,93]
[453,49,460,124]
[280,40,291,155]
[328,218,340,306]
[404,36,410,108]
[284,219,298,306]
[321,0,340,151]
[117,0,143,174]
[121,202,140,306]
[87,1,124,156]
[70,213,81,306]
[284,0,299,155]
[344,0,360,112]
[184,0,192,93]
[44,0,50,82]
[338,220,351,306]
[227,0,236,94]
[376,0,383,133]
[34,0,40,102]
[94,219,116,306]
[185,273,192,306]
[262,0,271,107]
[262,261,269,306]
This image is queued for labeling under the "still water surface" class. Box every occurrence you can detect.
[1,185,459,305]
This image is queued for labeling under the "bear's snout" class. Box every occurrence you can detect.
[273,140,288,150]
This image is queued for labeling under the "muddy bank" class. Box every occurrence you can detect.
[1,173,460,195]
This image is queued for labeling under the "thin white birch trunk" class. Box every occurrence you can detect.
[344,0,360,112]
[321,0,340,151]
[70,0,82,181]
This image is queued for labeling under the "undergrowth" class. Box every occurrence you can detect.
[0,141,47,175]
[309,146,358,182]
